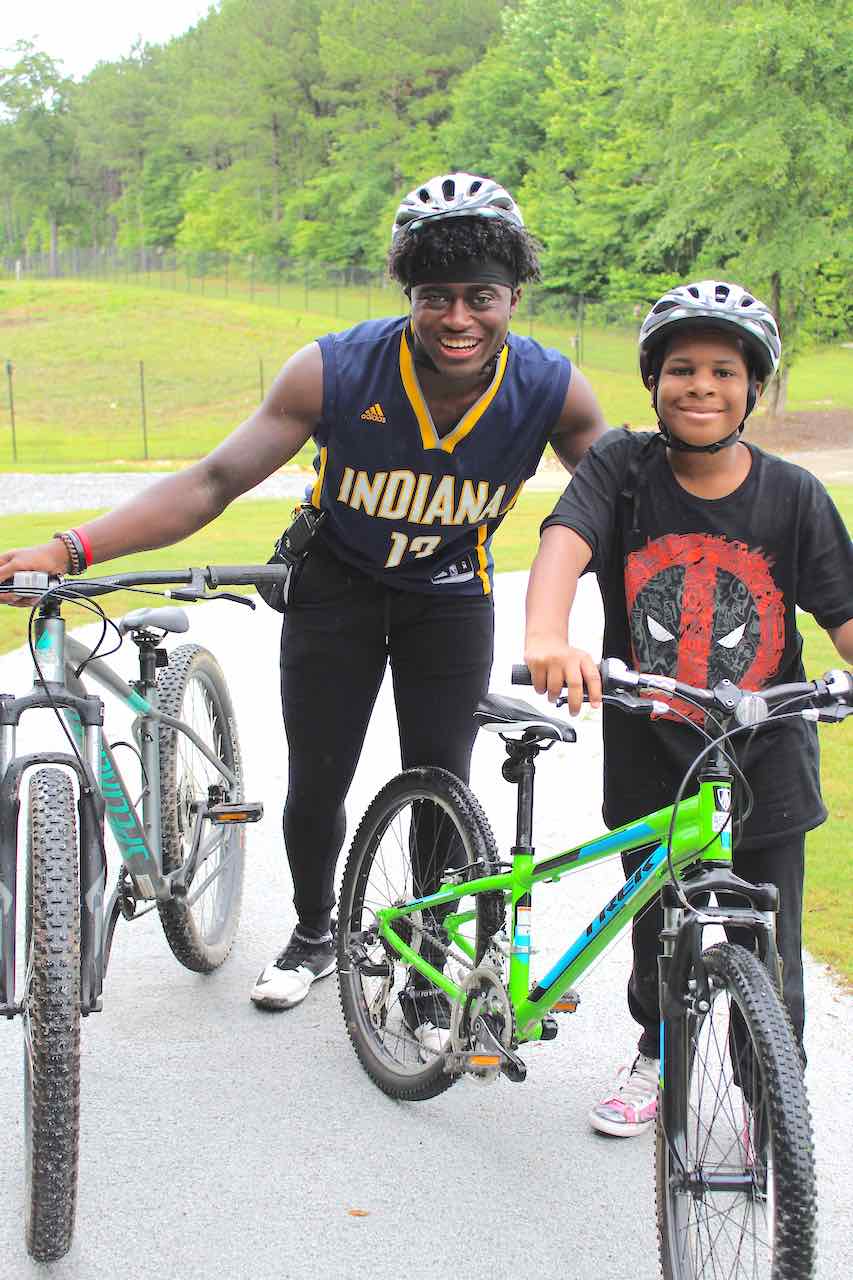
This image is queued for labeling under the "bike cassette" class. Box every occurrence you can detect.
[448,965,526,1084]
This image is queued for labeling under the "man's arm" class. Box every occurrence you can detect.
[524,524,600,712]
[0,343,323,580]
[828,618,853,664]
[547,367,607,472]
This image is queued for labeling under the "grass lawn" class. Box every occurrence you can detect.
[0,482,849,981]
[1,279,851,468]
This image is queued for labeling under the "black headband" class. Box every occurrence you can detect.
[408,256,517,290]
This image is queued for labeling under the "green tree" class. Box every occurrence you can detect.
[288,0,509,266]
[0,43,78,267]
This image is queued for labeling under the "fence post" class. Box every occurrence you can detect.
[576,294,585,366]
[5,360,18,463]
[139,360,149,460]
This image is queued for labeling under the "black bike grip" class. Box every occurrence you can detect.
[205,565,292,587]
[511,664,533,685]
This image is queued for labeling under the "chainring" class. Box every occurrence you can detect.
[450,964,514,1083]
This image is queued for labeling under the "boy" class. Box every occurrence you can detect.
[524,280,853,1135]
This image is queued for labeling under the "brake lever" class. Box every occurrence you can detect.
[813,704,853,724]
[603,691,666,716]
[166,588,256,609]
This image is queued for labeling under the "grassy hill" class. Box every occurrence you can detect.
[1,278,851,469]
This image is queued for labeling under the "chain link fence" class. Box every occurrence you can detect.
[0,249,640,466]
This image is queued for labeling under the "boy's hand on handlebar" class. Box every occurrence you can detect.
[0,541,71,605]
[524,635,602,713]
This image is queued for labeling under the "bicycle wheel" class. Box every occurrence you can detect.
[156,644,245,972]
[23,768,81,1262]
[338,767,503,1101]
[657,942,816,1280]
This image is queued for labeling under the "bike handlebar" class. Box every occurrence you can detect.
[3,564,290,601]
[512,659,853,721]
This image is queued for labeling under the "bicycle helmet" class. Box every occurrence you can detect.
[639,281,781,386]
[391,172,524,243]
[638,281,781,454]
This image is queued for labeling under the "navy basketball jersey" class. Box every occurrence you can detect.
[309,317,571,595]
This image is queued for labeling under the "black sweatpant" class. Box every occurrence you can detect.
[279,542,495,934]
[624,831,806,1056]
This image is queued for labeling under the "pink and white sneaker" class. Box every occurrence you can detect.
[589,1052,659,1136]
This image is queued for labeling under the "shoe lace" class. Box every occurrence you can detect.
[614,1057,658,1105]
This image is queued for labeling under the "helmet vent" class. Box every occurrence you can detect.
[418,188,431,203]
[714,284,730,302]
[469,179,482,194]
[442,178,456,200]
[741,296,755,307]
[687,286,700,298]
[653,300,678,314]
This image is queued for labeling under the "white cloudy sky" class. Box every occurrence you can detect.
[3,1,217,81]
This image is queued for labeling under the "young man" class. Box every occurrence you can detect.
[0,172,606,1020]
[524,280,853,1135]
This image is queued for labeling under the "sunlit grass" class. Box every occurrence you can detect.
[1,279,850,466]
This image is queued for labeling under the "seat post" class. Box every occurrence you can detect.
[501,738,539,849]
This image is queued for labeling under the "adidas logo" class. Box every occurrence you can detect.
[360,402,387,423]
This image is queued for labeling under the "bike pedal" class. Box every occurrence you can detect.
[553,989,581,1013]
[207,800,264,824]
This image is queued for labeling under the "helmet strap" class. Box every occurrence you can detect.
[652,375,756,454]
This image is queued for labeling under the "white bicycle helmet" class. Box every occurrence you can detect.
[391,172,524,243]
[639,281,782,384]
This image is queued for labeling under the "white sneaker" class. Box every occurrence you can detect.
[250,928,336,1009]
[589,1052,659,1136]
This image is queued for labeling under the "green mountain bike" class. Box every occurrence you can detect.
[338,658,852,1280]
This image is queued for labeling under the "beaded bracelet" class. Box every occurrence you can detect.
[52,530,88,575]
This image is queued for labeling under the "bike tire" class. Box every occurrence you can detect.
[24,767,81,1262]
[156,644,245,972]
[337,767,503,1101]
[657,941,816,1280]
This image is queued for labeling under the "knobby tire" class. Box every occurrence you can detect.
[24,768,81,1262]
[657,942,816,1280]
[338,767,503,1101]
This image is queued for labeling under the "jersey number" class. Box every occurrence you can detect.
[385,533,442,568]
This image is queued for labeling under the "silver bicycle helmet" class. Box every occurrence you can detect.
[639,281,782,385]
[391,172,524,243]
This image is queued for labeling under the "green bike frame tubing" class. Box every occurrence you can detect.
[376,776,732,1040]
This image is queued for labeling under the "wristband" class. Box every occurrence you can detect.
[71,527,93,568]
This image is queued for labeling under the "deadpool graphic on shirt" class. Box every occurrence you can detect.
[625,533,786,721]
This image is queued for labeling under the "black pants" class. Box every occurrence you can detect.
[279,543,495,934]
[625,831,806,1057]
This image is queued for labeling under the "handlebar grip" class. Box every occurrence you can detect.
[205,565,293,587]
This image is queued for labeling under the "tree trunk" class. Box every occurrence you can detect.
[767,363,789,419]
[49,215,59,277]
[766,272,787,418]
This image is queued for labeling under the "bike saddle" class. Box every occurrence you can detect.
[474,693,577,744]
[117,606,190,635]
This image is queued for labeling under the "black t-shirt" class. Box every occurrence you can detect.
[543,430,853,846]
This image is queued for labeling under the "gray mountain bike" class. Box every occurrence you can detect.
[0,563,285,1262]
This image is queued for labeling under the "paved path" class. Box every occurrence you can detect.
[0,573,849,1279]
[3,440,849,519]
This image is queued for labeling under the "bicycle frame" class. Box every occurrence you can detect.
[0,608,239,1019]
[376,764,776,1043]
